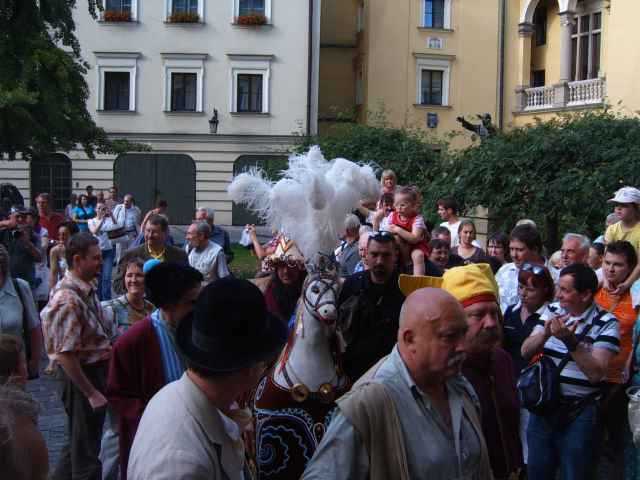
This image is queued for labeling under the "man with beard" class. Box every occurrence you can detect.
[338,231,406,381]
[303,288,492,479]
[41,232,111,480]
[252,241,306,328]
[442,264,523,480]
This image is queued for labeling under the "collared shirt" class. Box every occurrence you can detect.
[211,225,232,257]
[88,216,117,251]
[188,241,230,285]
[150,309,184,384]
[503,301,548,374]
[303,347,483,480]
[0,277,40,337]
[40,270,111,365]
[114,204,141,233]
[496,262,519,313]
[534,302,620,397]
[39,212,65,239]
[128,373,247,480]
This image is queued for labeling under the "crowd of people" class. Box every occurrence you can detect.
[2,174,640,480]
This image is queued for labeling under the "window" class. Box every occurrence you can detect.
[104,72,131,111]
[416,56,451,106]
[106,0,131,11]
[531,70,545,87]
[239,0,265,16]
[102,0,137,21]
[228,54,272,114]
[95,52,139,111]
[172,0,198,14]
[233,0,271,22]
[161,53,207,113]
[421,70,443,105]
[571,11,602,81]
[533,6,547,46]
[165,0,203,21]
[171,73,197,111]
[424,0,444,29]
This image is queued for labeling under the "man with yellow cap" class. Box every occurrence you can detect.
[399,263,523,480]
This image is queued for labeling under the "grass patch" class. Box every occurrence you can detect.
[230,244,260,280]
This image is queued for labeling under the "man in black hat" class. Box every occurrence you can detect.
[127,277,288,480]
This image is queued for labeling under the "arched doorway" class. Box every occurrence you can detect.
[232,155,288,226]
[114,153,196,225]
[30,154,72,212]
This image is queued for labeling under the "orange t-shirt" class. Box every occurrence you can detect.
[595,289,637,384]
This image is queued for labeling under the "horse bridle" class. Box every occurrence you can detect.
[302,273,340,324]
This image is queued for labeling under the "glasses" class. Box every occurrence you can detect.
[370,230,394,242]
[521,263,546,276]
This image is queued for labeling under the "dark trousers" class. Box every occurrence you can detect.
[52,362,108,480]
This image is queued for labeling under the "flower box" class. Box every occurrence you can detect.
[168,12,200,23]
[103,10,132,22]
[235,13,268,26]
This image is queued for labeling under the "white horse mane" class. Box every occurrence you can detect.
[227,146,380,260]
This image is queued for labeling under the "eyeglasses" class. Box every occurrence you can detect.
[370,230,394,242]
[521,263,546,276]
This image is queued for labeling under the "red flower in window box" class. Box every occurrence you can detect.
[168,12,200,23]
[235,13,268,26]
[103,10,132,22]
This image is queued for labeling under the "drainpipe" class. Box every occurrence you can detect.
[497,0,506,130]
[306,0,314,136]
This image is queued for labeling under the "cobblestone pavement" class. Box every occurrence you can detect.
[27,358,67,471]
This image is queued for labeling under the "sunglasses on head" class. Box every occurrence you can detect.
[521,263,545,276]
[370,230,394,242]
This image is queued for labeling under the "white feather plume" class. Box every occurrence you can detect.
[227,147,379,260]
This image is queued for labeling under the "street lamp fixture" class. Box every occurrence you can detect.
[209,109,219,134]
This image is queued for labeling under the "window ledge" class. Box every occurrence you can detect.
[163,21,206,26]
[230,112,271,117]
[98,20,140,26]
[417,27,454,33]
[231,22,273,28]
[163,110,206,115]
[413,104,452,110]
[96,109,138,114]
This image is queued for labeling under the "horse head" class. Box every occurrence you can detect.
[302,253,342,328]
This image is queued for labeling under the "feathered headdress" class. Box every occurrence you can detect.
[227,146,379,262]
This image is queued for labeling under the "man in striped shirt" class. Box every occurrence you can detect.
[521,263,619,480]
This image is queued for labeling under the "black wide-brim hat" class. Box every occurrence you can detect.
[176,276,288,373]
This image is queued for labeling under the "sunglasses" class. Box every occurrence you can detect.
[521,263,546,276]
[370,230,394,242]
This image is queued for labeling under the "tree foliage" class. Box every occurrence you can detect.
[0,0,145,160]
[427,109,640,249]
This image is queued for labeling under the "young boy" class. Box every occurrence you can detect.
[436,197,461,247]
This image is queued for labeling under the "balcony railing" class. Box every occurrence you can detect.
[567,78,607,106]
[524,85,555,111]
[517,78,606,113]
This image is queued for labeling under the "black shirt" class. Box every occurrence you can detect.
[338,271,405,382]
[502,303,543,374]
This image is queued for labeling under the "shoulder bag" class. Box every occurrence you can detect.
[517,312,602,416]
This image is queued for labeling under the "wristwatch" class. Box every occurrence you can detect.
[563,337,579,352]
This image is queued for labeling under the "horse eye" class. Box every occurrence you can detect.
[311,286,320,294]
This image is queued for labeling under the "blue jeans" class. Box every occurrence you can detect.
[527,403,599,480]
[99,248,114,301]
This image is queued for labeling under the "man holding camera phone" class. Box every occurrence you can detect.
[0,206,42,287]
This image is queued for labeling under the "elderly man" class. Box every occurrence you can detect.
[522,263,619,480]
[353,231,370,273]
[113,215,187,294]
[193,206,233,263]
[128,277,288,479]
[560,233,590,269]
[303,287,492,479]
[339,231,405,381]
[186,221,229,285]
[336,214,361,277]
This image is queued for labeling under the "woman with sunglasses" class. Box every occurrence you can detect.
[502,262,555,469]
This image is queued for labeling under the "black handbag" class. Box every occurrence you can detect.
[517,316,598,415]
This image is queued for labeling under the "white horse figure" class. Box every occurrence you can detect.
[253,257,349,480]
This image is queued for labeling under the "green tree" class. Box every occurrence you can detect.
[0,1,144,160]
[427,109,640,249]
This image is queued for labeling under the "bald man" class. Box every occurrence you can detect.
[303,288,493,479]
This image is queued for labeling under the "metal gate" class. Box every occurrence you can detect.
[30,154,72,212]
[114,153,196,225]
[232,155,288,226]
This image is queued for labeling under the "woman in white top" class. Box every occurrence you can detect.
[89,203,118,301]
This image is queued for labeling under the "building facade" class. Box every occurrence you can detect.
[0,0,320,225]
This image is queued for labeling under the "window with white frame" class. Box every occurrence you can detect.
[228,54,272,114]
[234,0,271,22]
[161,54,207,112]
[165,0,204,21]
[416,57,451,106]
[102,0,138,21]
[95,52,139,111]
[422,0,451,29]
[571,9,602,81]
